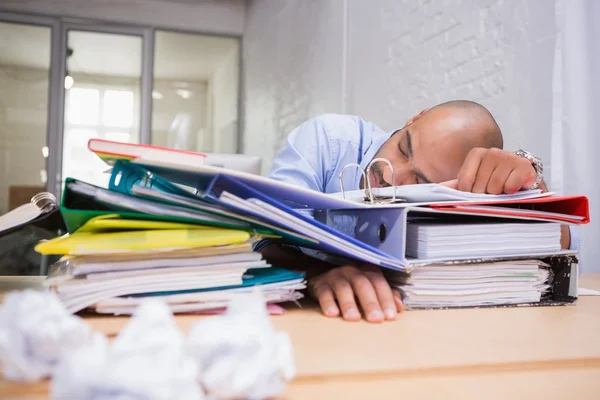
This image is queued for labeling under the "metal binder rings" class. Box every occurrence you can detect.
[339,157,405,205]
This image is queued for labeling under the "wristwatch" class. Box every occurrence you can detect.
[514,149,543,190]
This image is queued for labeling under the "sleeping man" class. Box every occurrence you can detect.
[258,100,577,323]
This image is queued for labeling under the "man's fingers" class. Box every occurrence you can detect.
[346,272,384,323]
[519,162,537,190]
[312,283,339,318]
[440,179,458,189]
[392,289,404,312]
[330,277,361,321]
[310,265,403,322]
[504,168,531,194]
[364,269,397,320]
[471,152,498,193]
[487,165,513,195]
[457,148,484,192]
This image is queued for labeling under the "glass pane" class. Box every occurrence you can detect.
[0,22,51,214]
[105,131,131,143]
[62,30,142,188]
[152,31,240,154]
[103,90,134,128]
[67,88,100,125]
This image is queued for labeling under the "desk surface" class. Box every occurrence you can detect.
[2,275,600,399]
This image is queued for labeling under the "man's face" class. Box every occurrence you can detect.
[361,108,479,189]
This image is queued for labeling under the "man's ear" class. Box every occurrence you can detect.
[405,108,430,126]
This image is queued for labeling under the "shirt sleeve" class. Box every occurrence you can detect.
[568,225,580,252]
[256,117,339,255]
[268,116,337,192]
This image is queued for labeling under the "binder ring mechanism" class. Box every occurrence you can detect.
[339,158,402,204]
[141,170,154,187]
[31,192,57,213]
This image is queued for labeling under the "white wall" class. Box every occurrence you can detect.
[0,0,246,35]
[243,0,346,174]
[243,0,557,179]
[211,44,240,153]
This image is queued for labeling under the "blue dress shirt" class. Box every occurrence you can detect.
[269,114,392,194]
[266,114,580,252]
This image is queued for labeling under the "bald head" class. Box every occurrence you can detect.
[366,100,505,188]
[423,100,503,149]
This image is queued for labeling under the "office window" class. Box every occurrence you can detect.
[103,90,134,128]
[61,30,142,188]
[63,85,137,187]
[152,31,240,154]
[0,21,51,214]
[67,88,100,125]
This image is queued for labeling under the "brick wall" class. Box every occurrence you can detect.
[242,0,345,173]
[243,0,557,177]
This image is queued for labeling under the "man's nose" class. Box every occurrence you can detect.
[382,164,413,186]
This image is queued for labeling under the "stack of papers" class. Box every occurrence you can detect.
[43,241,304,314]
[93,268,305,315]
[388,260,553,308]
[331,183,545,204]
[41,233,305,314]
[37,204,306,314]
[405,221,562,259]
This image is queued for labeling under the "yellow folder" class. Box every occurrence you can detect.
[35,228,251,255]
[76,214,210,233]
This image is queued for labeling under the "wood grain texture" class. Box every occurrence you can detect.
[0,274,599,399]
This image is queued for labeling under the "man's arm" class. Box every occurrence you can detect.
[447,149,576,250]
[268,117,336,191]
[561,225,571,249]
[261,116,403,322]
[259,244,403,322]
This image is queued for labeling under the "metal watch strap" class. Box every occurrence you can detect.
[514,149,543,190]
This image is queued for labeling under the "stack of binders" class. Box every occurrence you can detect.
[36,145,311,315]
[316,188,587,309]
[391,221,566,308]
[38,225,305,314]
[39,139,590,313]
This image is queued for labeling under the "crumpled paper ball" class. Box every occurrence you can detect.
[0,289,92,382]
[51,299,204,400]
[187,290,295,400]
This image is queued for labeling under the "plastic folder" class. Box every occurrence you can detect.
[122,158,365,210]
[35,227,251,255]
[129,266,305,297]
[121,158,588,223]
[427,195,590,224]
[60,178,246,233]
[108,162,405,269]
[59,178,290,241]
[76,214,211,232]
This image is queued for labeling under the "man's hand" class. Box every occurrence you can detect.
[443,148,537,194]
[308,264,403,323]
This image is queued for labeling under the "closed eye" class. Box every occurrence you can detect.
[415,173,426,185]
[397,137,408,159]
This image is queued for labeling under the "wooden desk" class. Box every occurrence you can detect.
[1,275,600,399]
